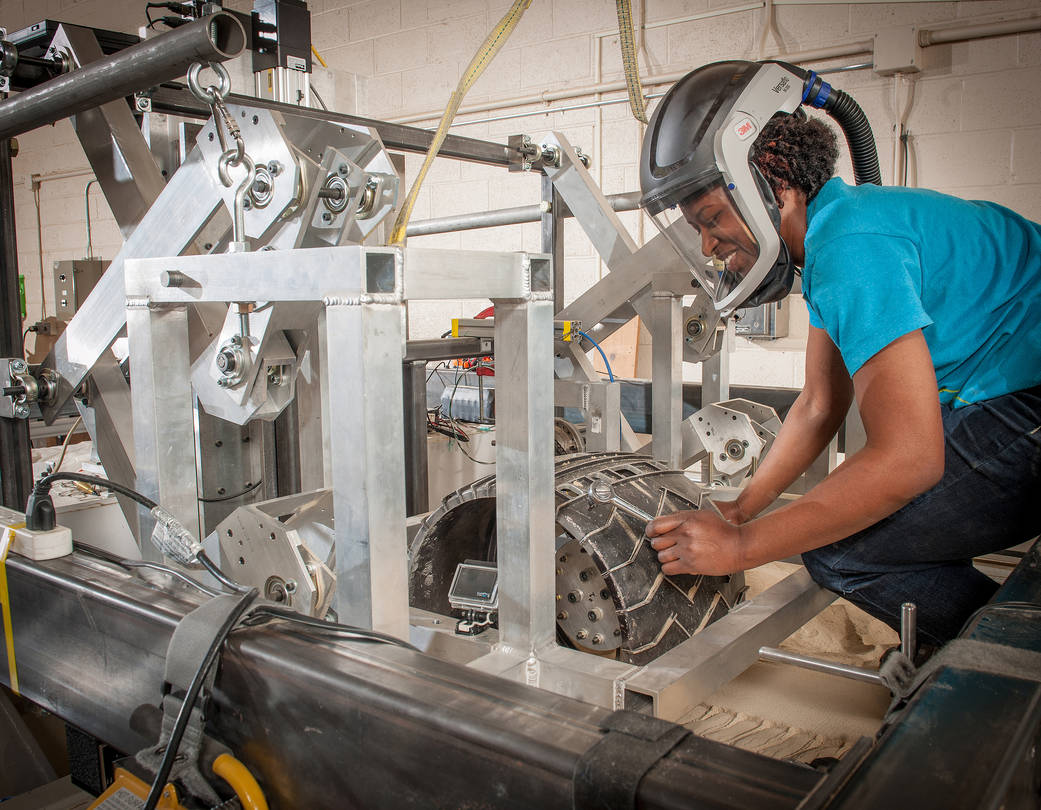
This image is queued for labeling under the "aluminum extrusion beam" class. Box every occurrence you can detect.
[0,138,31,509]
[54,24,168,240]
[147,82,522,167]
[402,337,489,362]
[40,147,225,423]
[0,552,819,809]
[623,567,837,718]
[650,291,683,467]
[492,292,556,652]
[0,13,246,141]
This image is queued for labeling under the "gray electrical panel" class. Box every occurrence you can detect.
[734,299,789,339]
[53,259,108,320]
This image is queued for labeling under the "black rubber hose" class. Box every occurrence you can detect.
[821,88,882,186]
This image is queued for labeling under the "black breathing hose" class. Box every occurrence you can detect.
[821,89,883,186]
[797,67,882,187]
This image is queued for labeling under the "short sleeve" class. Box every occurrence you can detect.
[803,233,933,377]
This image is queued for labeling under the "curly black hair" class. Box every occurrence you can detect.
[751,111,839,203]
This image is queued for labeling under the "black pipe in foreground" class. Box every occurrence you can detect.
[0,13,246,142]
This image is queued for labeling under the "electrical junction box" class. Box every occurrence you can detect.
[735,299,789,339]
[874,26,922,76]
[53,259,108,320]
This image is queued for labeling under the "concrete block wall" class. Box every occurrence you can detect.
[3,0,1039,388]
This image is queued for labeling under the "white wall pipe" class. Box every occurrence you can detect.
[919,15,1041,47]
[391,11,1040,128]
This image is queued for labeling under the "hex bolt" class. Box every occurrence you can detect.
[285,580,297,593]
[567,591,581,603]
[587,478,654,522]
[592,633,605,645]
[337,163,349,176]
[600,589,610,600]
[267,160,282,175]
[587,608,602,622]
[321,211,333,224]
[557,611,568,621]
[575,629,588,641]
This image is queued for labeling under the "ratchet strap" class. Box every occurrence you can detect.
[0,523,23,694]
[572,710,690,810]
[136,593,251,805]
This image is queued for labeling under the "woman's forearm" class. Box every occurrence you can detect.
[734,389,848,520]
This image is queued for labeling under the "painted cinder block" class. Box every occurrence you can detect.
[348,0,401,42]
[519,35,593,91]
[1012,127,1041,185]
[963,67,1041,132]
[916,130,1012,188]
[374,28,429,75]
[310,8,350,53]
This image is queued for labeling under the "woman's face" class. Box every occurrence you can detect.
[679,185,759,278]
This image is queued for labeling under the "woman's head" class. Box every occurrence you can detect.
[751,111,839,203]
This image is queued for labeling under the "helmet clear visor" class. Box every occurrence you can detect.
[649,180,762,306]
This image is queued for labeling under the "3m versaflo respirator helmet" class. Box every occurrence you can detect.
[639,60,881,314]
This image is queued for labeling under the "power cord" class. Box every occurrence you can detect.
[26,472,245,593]
[75,542,224,598]
[242,605,420,652]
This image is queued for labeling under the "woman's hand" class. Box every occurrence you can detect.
[645,509,746,576]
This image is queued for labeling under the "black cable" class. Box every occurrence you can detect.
[142,588,258,810]
[31,473,243,594]
[242,604,420,652]
[75,542,223,598]
[198,479,262,503]
[310,83,329,111]
[21,326,33,358]
[33,471,158,510]
[197,551,251,594]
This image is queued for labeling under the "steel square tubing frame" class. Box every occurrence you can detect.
[125,245,552,641]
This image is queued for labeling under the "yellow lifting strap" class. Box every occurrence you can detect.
[615,0,648,124]
[388,0,533,246]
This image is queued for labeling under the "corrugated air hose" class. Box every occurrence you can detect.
[388,0,533,245]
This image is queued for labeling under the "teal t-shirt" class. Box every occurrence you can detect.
[803,178,1041,408]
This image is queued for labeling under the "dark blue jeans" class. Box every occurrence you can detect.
[802,384,1041,646]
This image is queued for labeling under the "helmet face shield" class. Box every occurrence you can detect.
[650,180,763,304]
[639,60,807,313]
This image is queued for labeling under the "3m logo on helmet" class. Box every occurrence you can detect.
[733,118,757,141]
